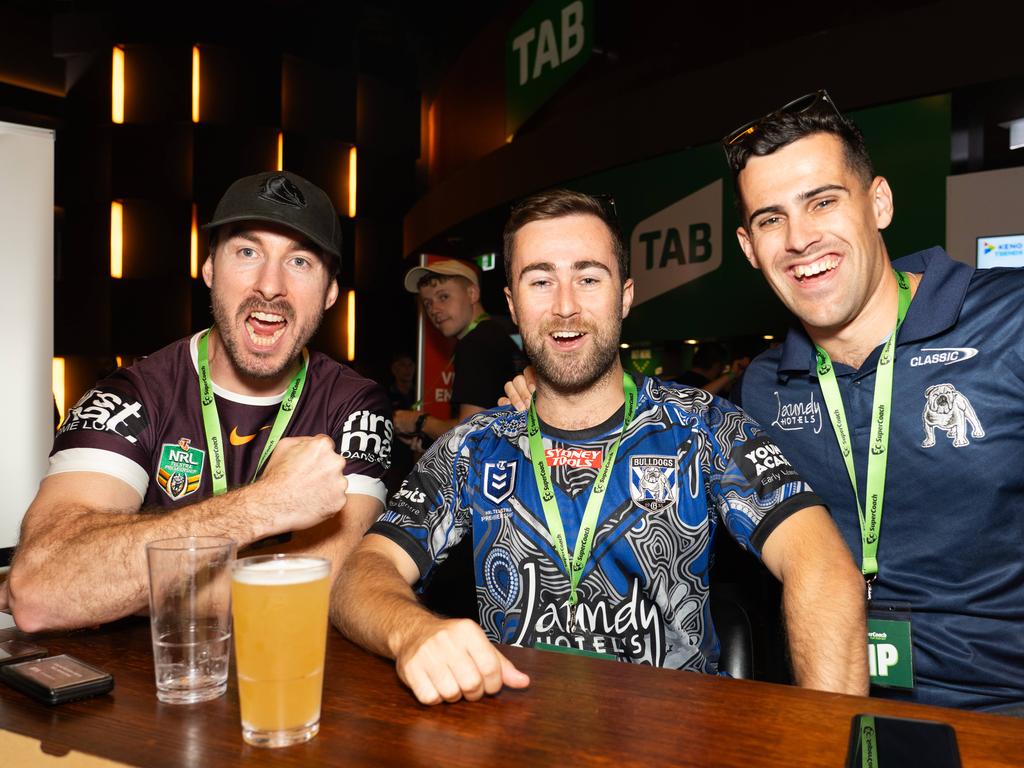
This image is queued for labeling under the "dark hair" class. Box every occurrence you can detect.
[724,109,875,223]
[502,188,628,286]
[206,223,336,278]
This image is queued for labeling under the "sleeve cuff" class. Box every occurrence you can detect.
[345,473,386,504]
[749,491,827,554]
[367,521,435,580]
[47,448,148,500]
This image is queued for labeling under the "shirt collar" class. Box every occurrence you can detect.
[776,247,973,375]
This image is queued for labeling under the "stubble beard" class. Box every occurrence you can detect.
[210,287,323,383]
[523,313,623,396]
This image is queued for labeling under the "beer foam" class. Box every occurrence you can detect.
[232,557,329,585]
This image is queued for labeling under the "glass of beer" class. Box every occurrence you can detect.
[230,555,331,748]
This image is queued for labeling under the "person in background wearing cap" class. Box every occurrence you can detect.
[393,259,522,619]
[3,172,393,632]
[393,260,521,445]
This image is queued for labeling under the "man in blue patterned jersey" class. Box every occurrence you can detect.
[4,172,392,632]
[724,91,1024,712]
[332,189,866,705]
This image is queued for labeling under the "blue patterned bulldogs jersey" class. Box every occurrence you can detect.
[371,376,823,673]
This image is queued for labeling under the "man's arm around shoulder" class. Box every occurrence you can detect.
[331,533,529,705]
[760,504,869,695]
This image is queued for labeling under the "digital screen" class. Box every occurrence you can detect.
[977,234,1024,269]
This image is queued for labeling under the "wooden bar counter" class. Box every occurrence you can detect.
[1,619,1021,767]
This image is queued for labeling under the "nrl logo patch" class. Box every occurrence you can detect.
[483,460,517,505]
[157,438,205,501]
[629,455,677,513]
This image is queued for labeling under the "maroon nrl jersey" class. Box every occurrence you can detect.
[49,334,393,508]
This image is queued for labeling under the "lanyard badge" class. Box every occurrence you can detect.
[527,373,637,634]
[815,271,915,688]
[197,329,308,496]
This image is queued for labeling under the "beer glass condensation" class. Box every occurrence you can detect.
[230,555,331,748]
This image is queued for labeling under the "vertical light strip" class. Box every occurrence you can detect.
[112,46,125,124]
[52,357,66,424]
[116,355,124,368]
[277,132,284,171]
[110,201,124,278]
[346,290,356,361]
[192,46,200,123]
[347,146,357,218]
[190,204,199,278]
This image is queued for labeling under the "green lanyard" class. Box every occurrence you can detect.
[859,715,878,768]
[197,329,308,496]
[460,312,489,338]
[815,271,911,590]
[527,373,637,632]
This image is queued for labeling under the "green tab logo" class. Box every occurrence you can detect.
[629,180,722,306]
[157,437,205,501]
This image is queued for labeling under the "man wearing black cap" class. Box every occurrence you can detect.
[4,172,393,632]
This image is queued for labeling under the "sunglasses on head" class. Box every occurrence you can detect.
[722,89,842,148]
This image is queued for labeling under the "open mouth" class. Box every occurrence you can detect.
[245,310,287,347]
[550,330,586,349]
[792,255,839,282]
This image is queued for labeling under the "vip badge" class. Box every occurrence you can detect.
[629,455,677,512]
[157,438,205,501]
[483,460,517,505]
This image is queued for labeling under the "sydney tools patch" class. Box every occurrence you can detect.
[157,438,205,500]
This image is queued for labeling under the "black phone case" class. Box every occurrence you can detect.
[0,654,114,705]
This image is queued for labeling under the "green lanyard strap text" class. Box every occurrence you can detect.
[527,373,637,627]
[815,271,911,582]
[197,329,308,496]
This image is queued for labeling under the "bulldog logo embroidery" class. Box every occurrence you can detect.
[921,383,985,448]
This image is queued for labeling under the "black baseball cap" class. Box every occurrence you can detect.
[204,171,342,274]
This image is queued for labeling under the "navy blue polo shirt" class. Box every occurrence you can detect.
[740,247,1024,711]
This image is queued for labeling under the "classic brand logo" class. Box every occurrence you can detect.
[629,180,722,306]
[483,460,517,505]
[157,438,205,501]
[908,347,979,367]
[628,455,677,513]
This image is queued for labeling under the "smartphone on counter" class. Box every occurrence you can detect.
[0,653,113,705]
[845,714,961,768]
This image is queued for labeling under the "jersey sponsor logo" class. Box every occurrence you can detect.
[58,387,148,444]
[629,455,677,513]
[337,410,393,469]
[770,390,823,434]
[157,437,205,500]
[921,383,985,448]
[544,447,602,468]
[229,425,269,446]
[483,460,517,505]
[908,347,979,368]
[733,434,801,494]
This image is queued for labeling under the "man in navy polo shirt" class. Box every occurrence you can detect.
[724,91,1024,711]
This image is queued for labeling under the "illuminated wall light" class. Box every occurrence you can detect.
[52,357,66,424]
[427,102,437,172]
[110,201,124,278]
[346,290,356,361]
[111,46,125,124]
[763,334,775,341]
[684,339,698,345]
[192,46,200,123]
[116,355,124,368]
[190,204,199,278]
[347,146,357,218]
[277,132,284,171]
[619,343,630,349]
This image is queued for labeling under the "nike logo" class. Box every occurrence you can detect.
[229,425,270,446]
[908,347,979,368]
